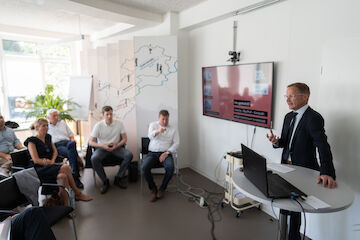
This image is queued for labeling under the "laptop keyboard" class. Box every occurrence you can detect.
[267,173,306,198]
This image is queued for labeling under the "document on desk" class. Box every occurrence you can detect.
[305,196,331,209]
[267,163,295,173]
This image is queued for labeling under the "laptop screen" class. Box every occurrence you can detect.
[241,144,269,197]
[10,150,30,167]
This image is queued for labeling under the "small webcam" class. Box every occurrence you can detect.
[228,51,241,64]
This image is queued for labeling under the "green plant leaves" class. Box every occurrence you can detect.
[25,84,79,121]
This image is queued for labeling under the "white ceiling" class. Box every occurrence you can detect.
[109,0,205,14]
[0,0,115,35]
[0,0,206,40]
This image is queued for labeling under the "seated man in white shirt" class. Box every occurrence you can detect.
[89,106,133,194]
[141,110,179,202]
[46,109,84,189]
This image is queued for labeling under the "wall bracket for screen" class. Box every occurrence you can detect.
[228,21,241,65]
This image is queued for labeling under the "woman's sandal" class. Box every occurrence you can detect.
[75,192,93,202]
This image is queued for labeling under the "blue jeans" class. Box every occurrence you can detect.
[55,140,80,177]
[91,147,133,183]
[141,151,174,191]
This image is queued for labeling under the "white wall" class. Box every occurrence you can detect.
[183,0,360,239]
[87,12,191,168]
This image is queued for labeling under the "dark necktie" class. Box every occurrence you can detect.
[283,112,298,161]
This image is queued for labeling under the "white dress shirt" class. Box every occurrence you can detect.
[148,121,179,153]
[48,120,74,143]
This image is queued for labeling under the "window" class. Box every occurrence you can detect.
[0,39,73,128]
[41,44,71,97]
[4,56,43,120]
[2,39,37,55]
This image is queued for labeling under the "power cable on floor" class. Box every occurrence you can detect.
[177,174,224,240]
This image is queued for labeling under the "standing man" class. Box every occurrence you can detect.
[266,82,337,240]
[47,109,84,189]
[141,110,179,202]
[89,106,133,194]
[0,114,24,173]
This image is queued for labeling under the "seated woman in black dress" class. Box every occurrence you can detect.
[24,118,92,203]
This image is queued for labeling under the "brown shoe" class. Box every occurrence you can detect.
[157,189,165,199]
[150,189,157,202]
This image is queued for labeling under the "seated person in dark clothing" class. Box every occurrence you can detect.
[47,109,84,189]
[0,207,56,240]
[24,118,92,203]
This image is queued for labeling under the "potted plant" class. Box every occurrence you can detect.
[26,84,79,120]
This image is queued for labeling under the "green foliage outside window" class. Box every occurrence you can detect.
[2,39,37,55]
[26,84,79,121]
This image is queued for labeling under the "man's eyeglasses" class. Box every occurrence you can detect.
[284,94,304,99]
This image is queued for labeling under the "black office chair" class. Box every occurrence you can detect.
[0,176,77,239]
[10,150,67,195]
[85,144,125,186]
[140,137,179,193]
[11,150,66,173]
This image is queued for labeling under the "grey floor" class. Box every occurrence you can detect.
[52,167,279,240]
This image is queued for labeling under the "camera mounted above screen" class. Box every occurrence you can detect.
[228,51,241,64]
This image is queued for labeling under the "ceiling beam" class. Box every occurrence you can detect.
[179,0,286,30]
[0,23,76,42]
[90,23,135,41]
[67,0,163,25]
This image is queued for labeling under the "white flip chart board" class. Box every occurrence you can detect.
[68,76,92,121]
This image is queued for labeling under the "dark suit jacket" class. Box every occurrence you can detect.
[276,107,336,178]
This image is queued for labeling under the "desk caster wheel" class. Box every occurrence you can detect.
[236,211,242,218]
[257,205,261,210]
[221,202,226,208]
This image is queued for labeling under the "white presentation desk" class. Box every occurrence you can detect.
[232,164,354,240]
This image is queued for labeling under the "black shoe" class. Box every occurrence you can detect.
[114,176,127,189]
[75,177,84,189]
[100,179,110,194]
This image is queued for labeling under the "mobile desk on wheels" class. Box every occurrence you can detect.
[222,152,260,217]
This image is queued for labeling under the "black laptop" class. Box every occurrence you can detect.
[10,149,31,168]
[241,144,307,199]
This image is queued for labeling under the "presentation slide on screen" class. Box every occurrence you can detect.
[202,62,273,128]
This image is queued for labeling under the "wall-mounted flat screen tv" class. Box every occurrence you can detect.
[202,62,274,128]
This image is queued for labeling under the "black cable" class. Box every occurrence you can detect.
[177,176,223,240]
[250,127,256,148]
[246,125,249,146]
[207,203,217,240]
[204,190,224,240]
[293,198,306,240]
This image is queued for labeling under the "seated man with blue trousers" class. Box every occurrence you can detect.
[47,109,84,189]
[141,109,179,202]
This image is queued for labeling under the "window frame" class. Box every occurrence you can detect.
[0,37,76,129]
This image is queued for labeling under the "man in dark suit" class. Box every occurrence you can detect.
[266,82,337,240]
